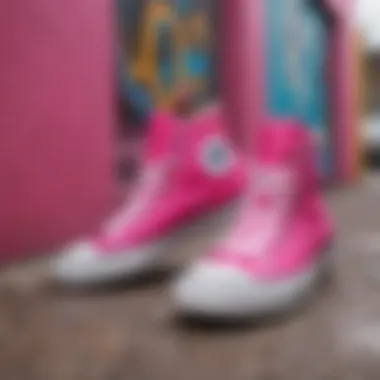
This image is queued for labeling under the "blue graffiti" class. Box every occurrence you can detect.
[266,0,330,176]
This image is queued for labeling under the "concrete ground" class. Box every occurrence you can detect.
[0,173,380,379]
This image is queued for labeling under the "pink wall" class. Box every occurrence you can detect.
[327,0,356,181]
[0,0,115,263]
[220,0,265,152]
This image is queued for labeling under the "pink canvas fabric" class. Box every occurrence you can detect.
[206,119,334,279]
[94,108,245,253]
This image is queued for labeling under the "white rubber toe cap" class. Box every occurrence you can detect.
[53,241,100,283]
[52,240,167,285]
[172,261,321,318]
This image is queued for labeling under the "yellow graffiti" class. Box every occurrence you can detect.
[129,0,211,110]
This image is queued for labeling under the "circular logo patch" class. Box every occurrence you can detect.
[198,136,235,177]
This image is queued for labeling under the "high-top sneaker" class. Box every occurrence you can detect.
[52,107,245,285]
[172,119,334,318]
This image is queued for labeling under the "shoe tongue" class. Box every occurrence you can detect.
[255,119,309,164]
[225,164,295,258]
[144,111,178,163]
[144,105,223,164]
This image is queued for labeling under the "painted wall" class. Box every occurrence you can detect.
[266,0,331,177]
[220,0,264,150]
[221,0,356,181]
[0,0,114,263]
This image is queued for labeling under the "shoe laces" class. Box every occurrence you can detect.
[102,164,167,235]
[224,163,295,257]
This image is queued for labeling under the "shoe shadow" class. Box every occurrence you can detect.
[49,265,175,297]
[171,311,300,335]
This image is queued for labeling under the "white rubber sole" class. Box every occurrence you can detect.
[52,238,172,286]
[52,202,236,286]
[171,250,331,320]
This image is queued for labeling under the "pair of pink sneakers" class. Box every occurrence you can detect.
[52,107,333,318]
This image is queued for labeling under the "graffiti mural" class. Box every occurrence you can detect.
[266,0,332,177]
[117,0,218,117]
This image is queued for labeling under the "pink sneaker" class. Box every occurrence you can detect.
[52,107,245,284]
[172,119,334,318]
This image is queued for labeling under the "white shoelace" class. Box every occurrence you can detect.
[225,164,295,257]
[103,165,167,235]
